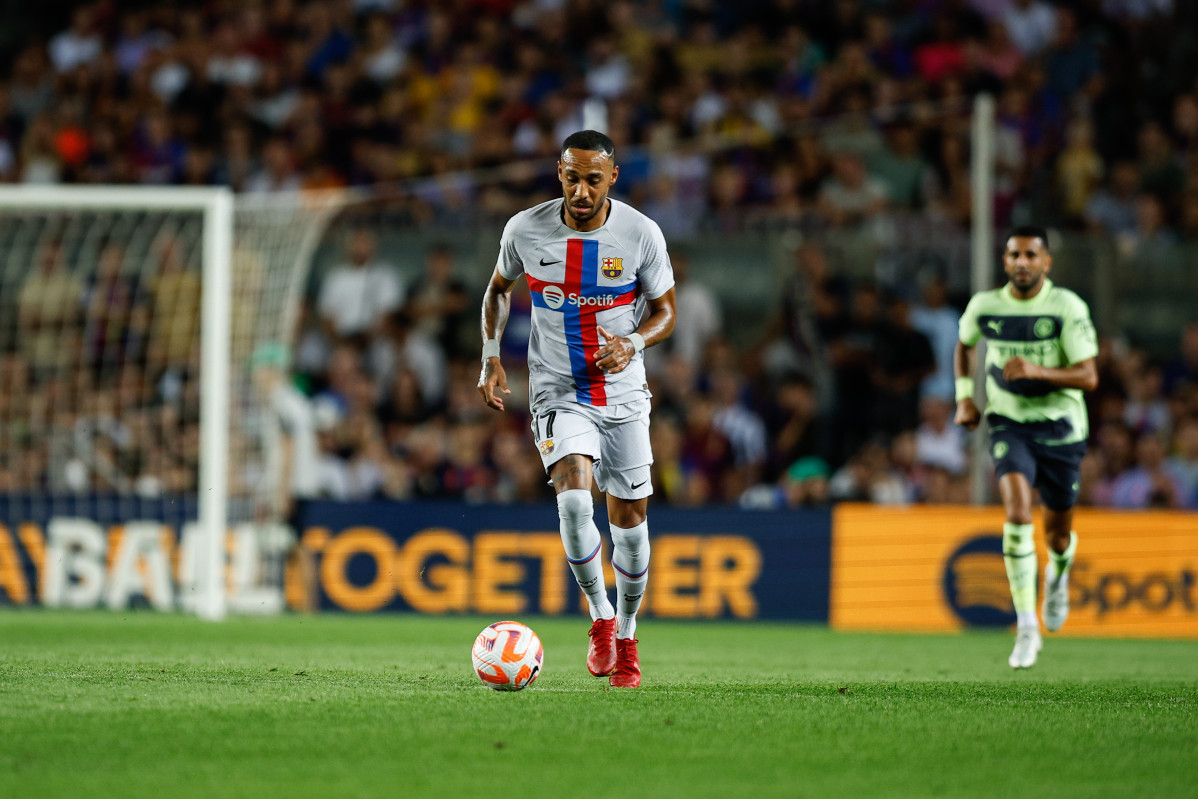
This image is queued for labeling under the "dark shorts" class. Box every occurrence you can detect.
[986,415,1087,512]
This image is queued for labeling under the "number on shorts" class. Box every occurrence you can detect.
[537,410,556,441]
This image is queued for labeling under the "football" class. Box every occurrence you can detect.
[471,620,544,691]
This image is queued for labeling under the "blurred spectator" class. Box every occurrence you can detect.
[970,20,1025,82]
[1123,360,1171,436]
[147,232,200,368]
[817,151,889,228]
[827,282,887,463]
[1166,415,1198,507]
[1056,118,1103,224]
[870,295,935,435]
[369,310,447,412]
[781,456,830,508]
[1136,121,1185,201]
[244,136,301,194]
[657,250,721,373]
[1163,324,1198,395]
[1084,161,1141,238]
[317,228,404,344]
[909,274,960,402]
[762,375,826,479]
[83,243,138,379]
[1109,433,1185,508]
[710,367,769,497]
[403,244,470,361]
[758,243,837,400]
[915,397,968,475]
[49,6,103,74]
[870,121,931,210]
[19,240,82,378]
[828,438,908,504]
[1128,194,1177,259]
[1002,0,1059,56]
[1044,8,1100,99]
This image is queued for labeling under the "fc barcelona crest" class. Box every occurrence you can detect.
[539,439,555,455]
[601,257,623,279]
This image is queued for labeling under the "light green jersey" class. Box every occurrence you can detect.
[959,279,1098,444]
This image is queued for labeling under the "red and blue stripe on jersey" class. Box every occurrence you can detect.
[526,238,638,406]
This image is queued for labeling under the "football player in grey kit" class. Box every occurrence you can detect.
[477,130,676,688]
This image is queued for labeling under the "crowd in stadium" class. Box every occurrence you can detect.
[1,0,1196,510]
[286,234,1198,510]
[1,0,1195,235]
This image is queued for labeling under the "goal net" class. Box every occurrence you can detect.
[0,187,343,619]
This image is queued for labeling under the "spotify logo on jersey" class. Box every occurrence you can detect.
[542,285,565,309]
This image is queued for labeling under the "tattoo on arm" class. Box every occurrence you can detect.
[481,280,511,342]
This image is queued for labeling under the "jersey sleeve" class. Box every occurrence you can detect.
[958,294,982,346]
[495,215,524,280]
[1061,293,1099,364]
[637,220,675,300]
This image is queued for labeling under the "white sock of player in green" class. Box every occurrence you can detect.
[610,520,650,640]
[1003,522,1038,630]
[1047,531,1078,585]
[557,489,614,621]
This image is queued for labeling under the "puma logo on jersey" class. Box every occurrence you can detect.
[987,320,1004,334]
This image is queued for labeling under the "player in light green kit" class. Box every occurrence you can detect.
[954,226,1099,668]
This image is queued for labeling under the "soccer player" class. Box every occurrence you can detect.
[954,225,1098,668]
[477,130,676,688]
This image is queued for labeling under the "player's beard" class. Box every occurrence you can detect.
[1010,269,1042,293]
[565,194,606,224]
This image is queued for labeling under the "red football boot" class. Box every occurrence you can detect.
[609,637,641,688]
[587,617,617,676]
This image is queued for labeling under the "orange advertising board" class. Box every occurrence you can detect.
[831,504,1198,638]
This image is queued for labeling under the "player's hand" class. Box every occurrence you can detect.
[1003,356,1040,382]
[477,357,510,411]
[594,325,633,374]
[954,398,981,430]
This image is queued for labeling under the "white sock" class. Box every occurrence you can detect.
[610,520,649,640]
[557,489,613,620]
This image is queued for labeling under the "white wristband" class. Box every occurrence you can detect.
[482,339,500,360]
[627,332,646,353]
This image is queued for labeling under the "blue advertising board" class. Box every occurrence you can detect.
[296,501,832,621]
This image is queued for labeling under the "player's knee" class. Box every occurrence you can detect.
[610,522,649,558]
[556,488,593,526]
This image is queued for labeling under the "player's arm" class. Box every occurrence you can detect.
[1002,356,1098,391]
[477,267,517,411]
[953,339,981,430]
[1004,300,1100,391]
[595,287,676,375]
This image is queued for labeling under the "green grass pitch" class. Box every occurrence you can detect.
[2,611,1196,799]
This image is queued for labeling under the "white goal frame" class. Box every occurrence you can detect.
[0,186,233,620]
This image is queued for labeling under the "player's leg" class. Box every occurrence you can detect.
[534,408,616,676]
[1041,506,1077,632]
[607,494,648,688]
[992,428,1042,668]
[1035,442,1085,633]
[593,400,653,688]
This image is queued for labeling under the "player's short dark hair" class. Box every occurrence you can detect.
[561,130,615,159]
[1007,225,1051,251]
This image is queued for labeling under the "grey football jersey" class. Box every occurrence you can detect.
[497,198,674,407]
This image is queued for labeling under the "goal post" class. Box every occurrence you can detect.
[0,187,232,619]
[0,185,347,619]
